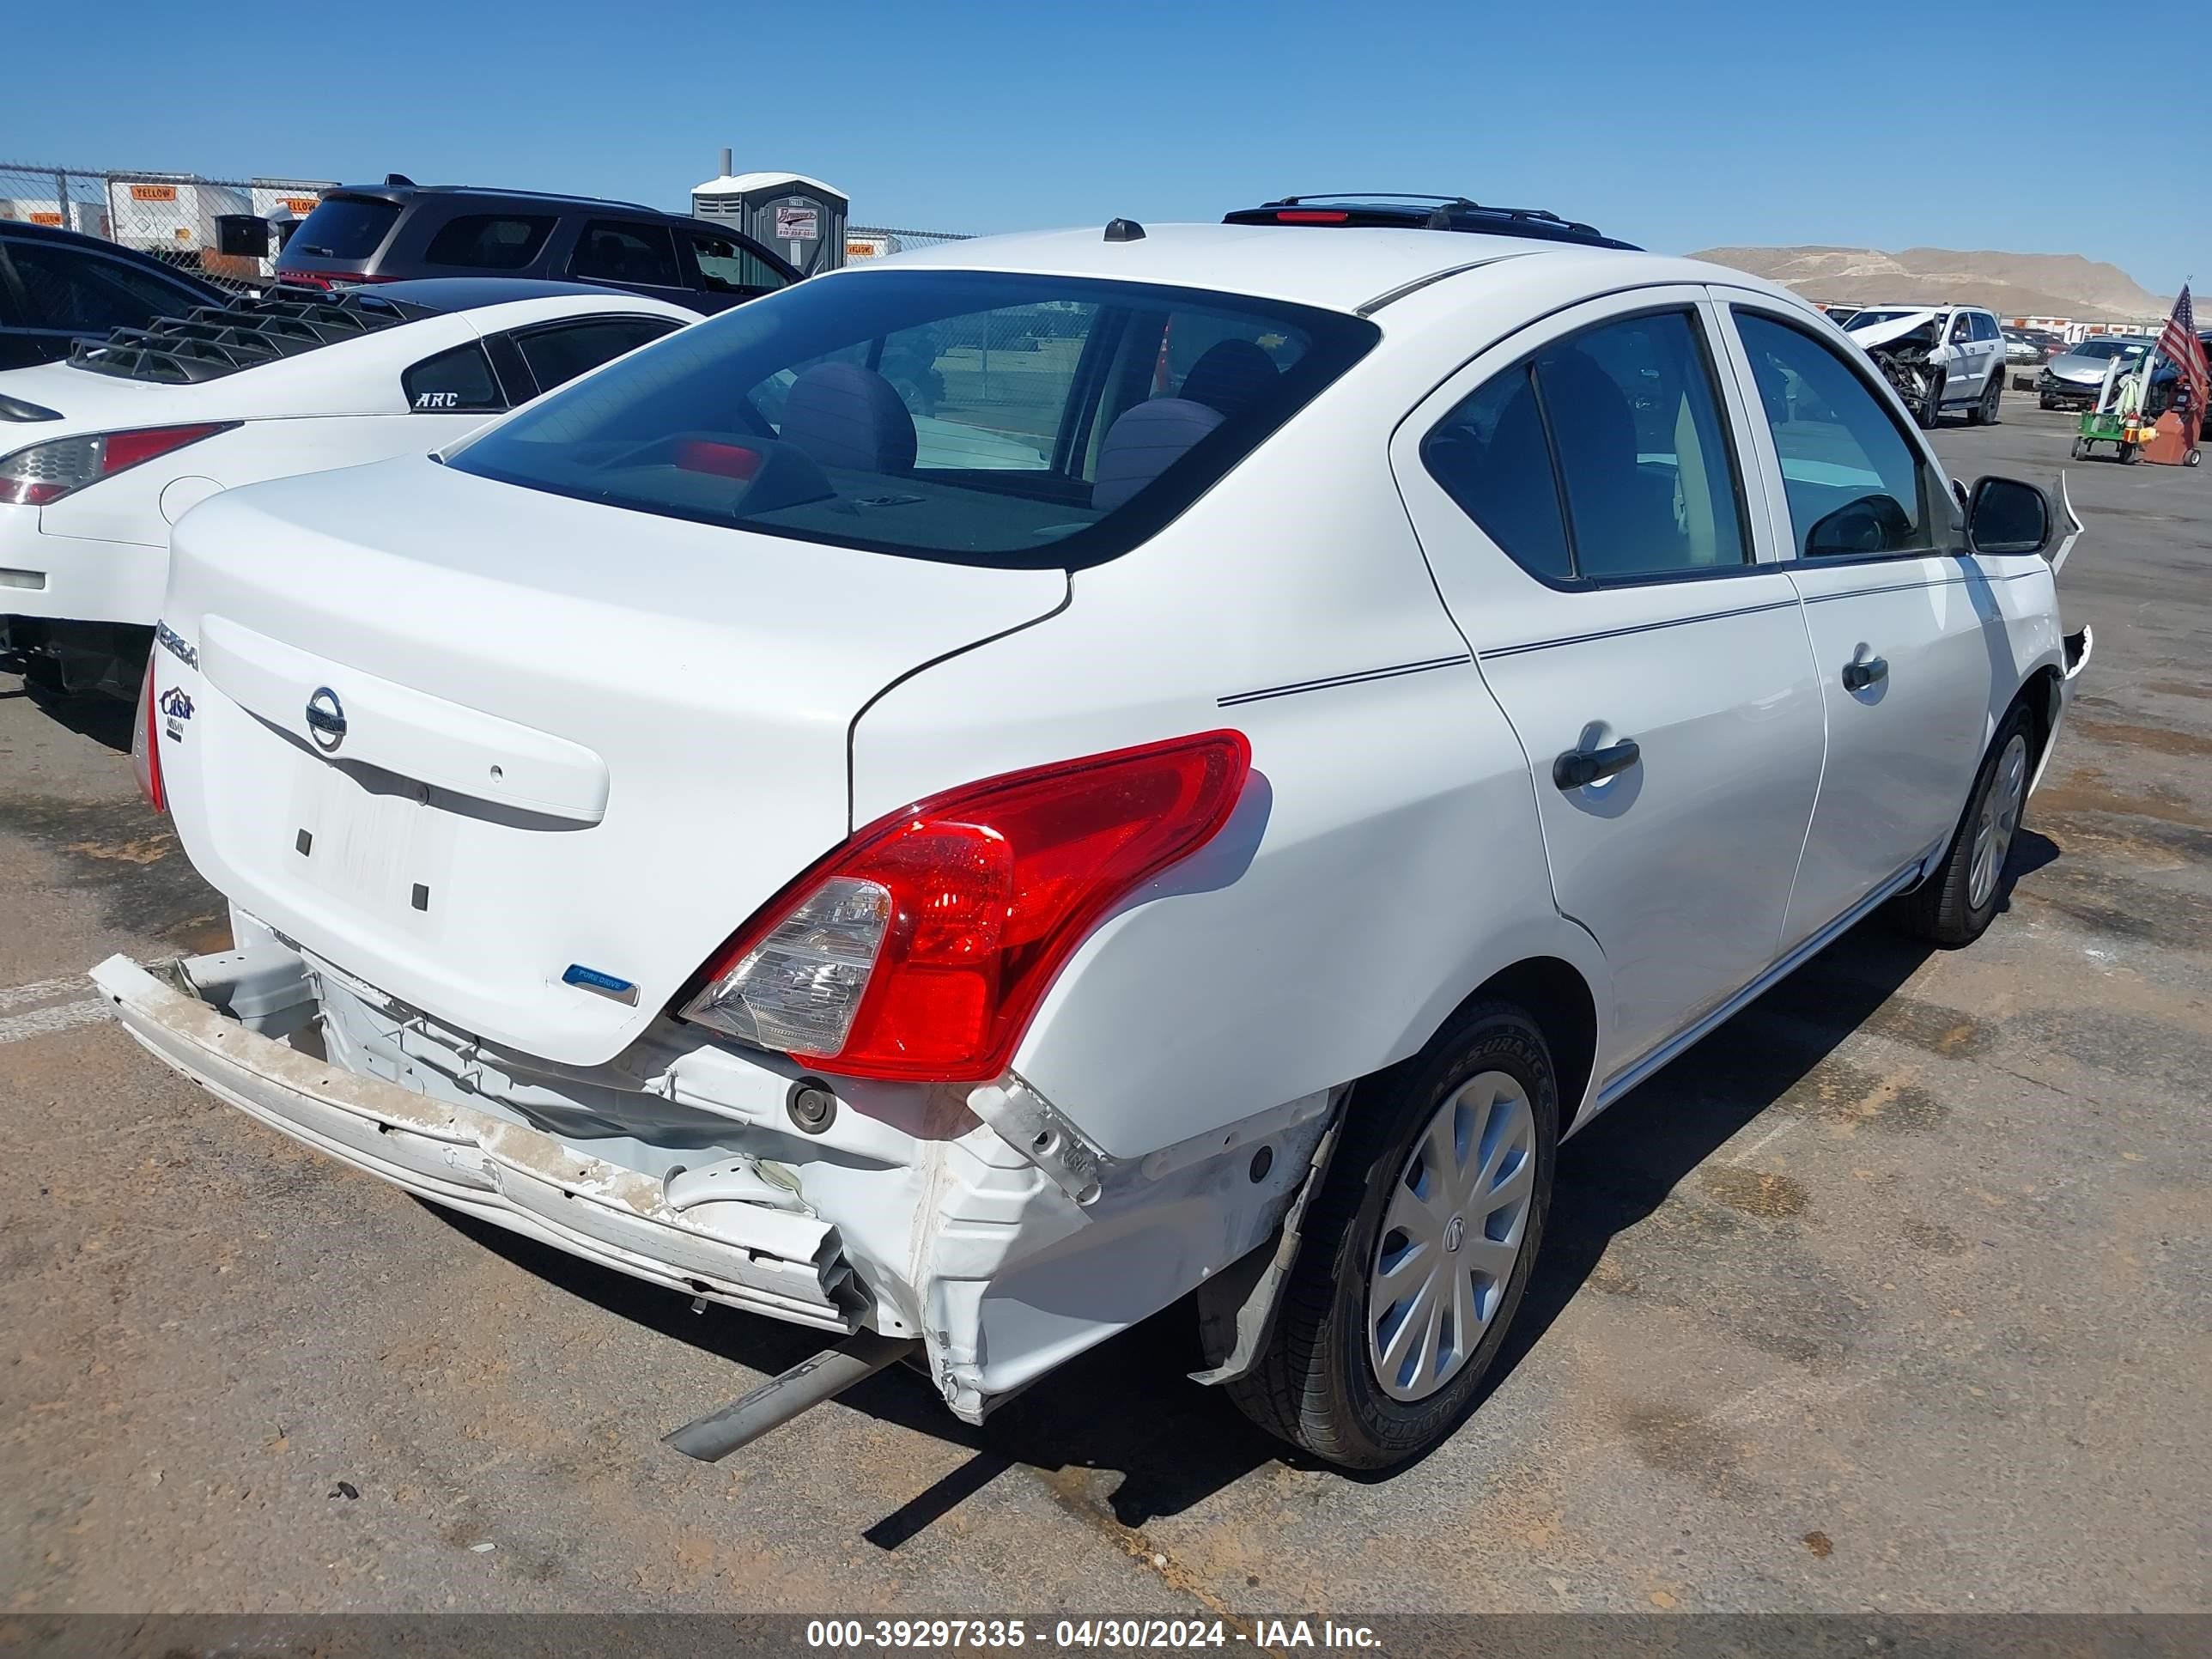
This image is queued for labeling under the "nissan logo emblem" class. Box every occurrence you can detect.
[304,686,347,753]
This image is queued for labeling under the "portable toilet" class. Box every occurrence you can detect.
[691,155,848,277]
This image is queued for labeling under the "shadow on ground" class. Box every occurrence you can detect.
[426,901,1982,1540]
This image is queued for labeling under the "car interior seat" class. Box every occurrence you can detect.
[778,362,919,474]
[1091,398,1224,512]
[1178,339,1280,420]
[1535,346,1685,576]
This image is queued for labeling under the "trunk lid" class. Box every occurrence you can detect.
[162,454,1066,1066]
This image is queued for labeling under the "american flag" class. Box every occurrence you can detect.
[2155,284,2209,410]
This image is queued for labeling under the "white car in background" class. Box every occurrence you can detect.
[0,279,693,695]
[97,212,2087,1470]
[1843,302,2008,428]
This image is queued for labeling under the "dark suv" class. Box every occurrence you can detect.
[1,219,228,370]
[274,179,800,313]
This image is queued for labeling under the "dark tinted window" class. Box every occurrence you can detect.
[287,197,401,261]
[1425,309,1747,583]
[569,222,681,288]
[449,270,1376,569]
[423,214,554,271]
[690,231,787,295]
[514,316,679,393]
[1541,312,1747,577]
[403,343,504,413]
[1735,311,1945,559]
[1423,366,1573,581]
[4,242,204,331]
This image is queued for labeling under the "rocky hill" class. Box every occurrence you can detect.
[1686,245,2169,322]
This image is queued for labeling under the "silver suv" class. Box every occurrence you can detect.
[1844,303,2008,428]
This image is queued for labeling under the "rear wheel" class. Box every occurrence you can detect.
[1227,1001,1557,1469]
[1895,704,2035,948]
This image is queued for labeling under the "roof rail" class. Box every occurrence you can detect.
[68,289,434,385]
[1224,194,1636,251]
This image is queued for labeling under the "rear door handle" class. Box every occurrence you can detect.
[1842,654,1889,692]
[1553,737,1640,792]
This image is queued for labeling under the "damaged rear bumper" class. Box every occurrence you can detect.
[89,942,1332,1425]
[89,953,863,1331]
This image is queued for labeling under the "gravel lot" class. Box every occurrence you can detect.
[2,398,2207,1620]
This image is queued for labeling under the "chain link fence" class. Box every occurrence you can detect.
[3,161,978,293]
[846,225,974,260]
[2,162,336,292]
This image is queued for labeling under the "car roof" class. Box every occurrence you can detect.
[846,222,1668,314]
[364,276,668,312]
[324,183,672,217]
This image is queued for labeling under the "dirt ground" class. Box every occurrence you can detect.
[2,398,2207,1620]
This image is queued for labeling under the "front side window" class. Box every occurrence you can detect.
[447,270,1376,569]
[513,317,680,394]
[1949,313,1974,343]
[1422,307,1748,583]
[569,221,681,289]
[690,231,787,295]
[423,214,555,270]
[1735,310,1950,559]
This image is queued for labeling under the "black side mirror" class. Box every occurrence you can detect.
[1965,476,2051,556]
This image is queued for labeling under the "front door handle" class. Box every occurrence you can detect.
[1842,654,1889,692]
[1553,737,1640,792]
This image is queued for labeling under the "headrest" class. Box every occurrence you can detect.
[1091,398,1224,513]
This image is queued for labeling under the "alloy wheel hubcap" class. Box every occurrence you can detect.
[1968,732,2029,909]
[1367,1071,1535,1402]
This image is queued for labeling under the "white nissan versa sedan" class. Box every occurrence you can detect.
[94,198,2090,1469]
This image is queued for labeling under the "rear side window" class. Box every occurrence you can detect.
[423,214,554,270]
[1423,308,1747,583]
[287,197,400,261]
[404,343,504,413]
[1734,310,1947,559]
[690,230,787,295]
[513,316,680,394]
[569,222,681,289]
[447,270,1376,569]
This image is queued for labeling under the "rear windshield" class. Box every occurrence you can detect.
[285,197,401,262]
[445,269,1377,568]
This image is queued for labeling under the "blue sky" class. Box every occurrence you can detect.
[3,0,2197,295]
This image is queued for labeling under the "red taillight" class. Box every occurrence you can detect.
[276,270,396,289]
[0,422,233,507]
[1277,210,1350,222]
[131,654,167,814]
[680,732,1252,1082]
